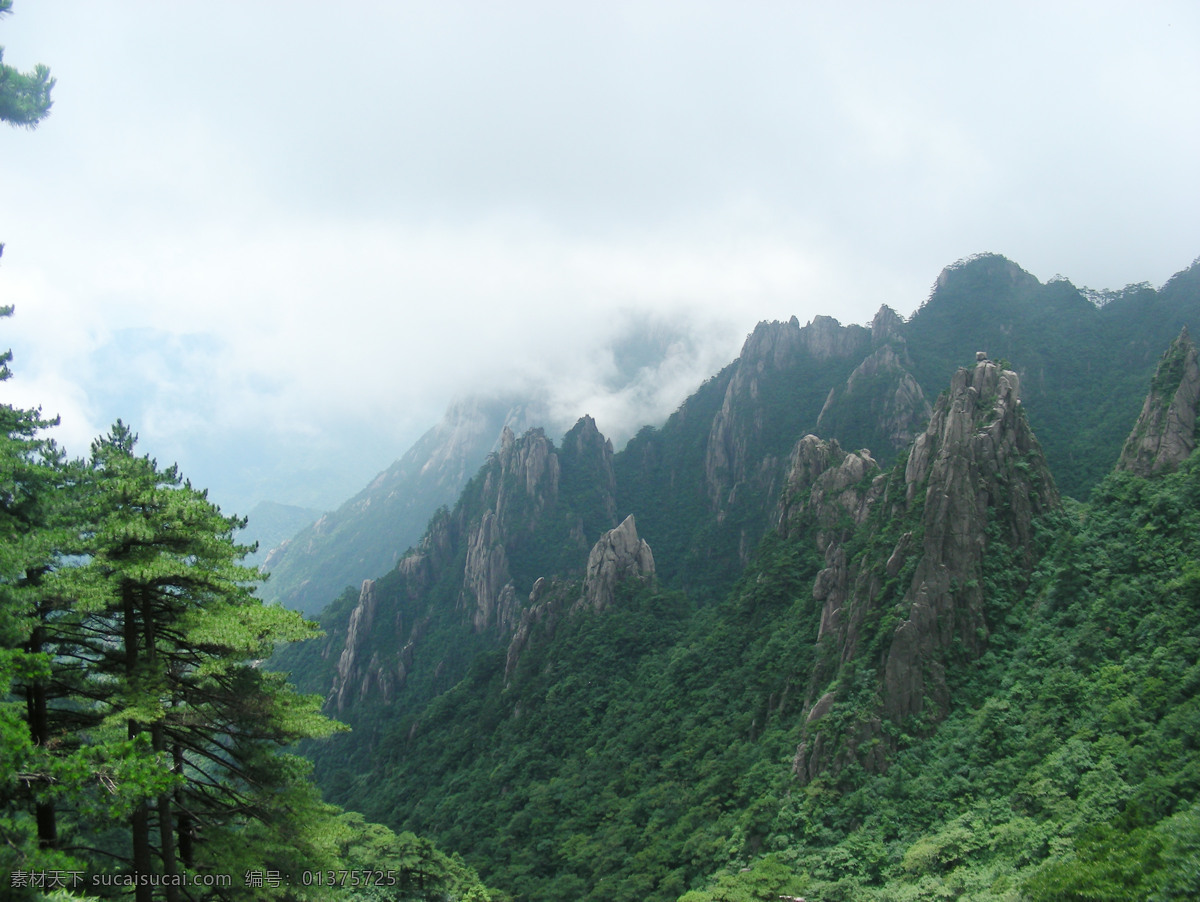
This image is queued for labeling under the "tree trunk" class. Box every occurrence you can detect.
[173,744,194,869]
[25,624,57,850]
[153,724,182,902]
[125,589,153,902]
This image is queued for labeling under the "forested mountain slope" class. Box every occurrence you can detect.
[615,253,1200,606]
[270,254,1200,902]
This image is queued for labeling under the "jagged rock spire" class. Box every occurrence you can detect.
[580,514,655,612]
[1118,327,1200,476]
[793,357,1059,783]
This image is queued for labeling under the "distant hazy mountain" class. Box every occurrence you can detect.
[257,396,548,614]
[238,501,324,570]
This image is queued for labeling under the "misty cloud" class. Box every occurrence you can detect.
[1,1,1198,513]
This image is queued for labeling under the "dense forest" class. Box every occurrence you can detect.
[311,448,1200,901]
[271,297,1200,900]
[8,280,1200,902]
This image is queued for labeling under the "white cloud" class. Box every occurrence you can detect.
[2,0,1198,513]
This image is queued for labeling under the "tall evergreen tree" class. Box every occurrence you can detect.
[71,422,341,898]
[0,0,54,128]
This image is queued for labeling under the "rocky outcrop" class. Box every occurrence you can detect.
[816,342,932,458]
[489,426,561,533]
[320,417,626,711]
[881,359,1058,717]
[1118,328,1200,476]
[331,579,409,712]
[793,356,1060,782]
[459,426,561,632]
[870,305,905,344]
[259,395,546,615]
[559,415,619,544]
[578,514,656,612]
[777,435,885,648]
[504,515,656,684]
[703,317,871,545]
[461,511,518,632]
[504,577,565,685]
[777,436,882,540]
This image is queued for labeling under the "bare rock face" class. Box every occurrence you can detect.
[704,316,871,529]
[870,305,905,343]
[332,580,402,712]
[794,357,1060,782]
[886,360,1058,717]
[459,426,561,632]
[579,514,656,612]
[504,516,656,684]
[321,418,625,711]
[816,342,932,458]
[776,435,885,656]
[777,435,882,542]
[461,511,517,632]
[259,395,546,615]
[1118,327,1200,476]
[489,426,561,533]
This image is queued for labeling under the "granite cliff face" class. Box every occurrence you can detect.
[815,325,932,458]
[325,416,621,711]
[792,356,1060,782]
[460,425,560,633]
[579,514,655,612]
[503,514,656,684]
[1118,327,1200,476]
[693,309,931,579]
[261,396,546,615]
[703,316,873,517]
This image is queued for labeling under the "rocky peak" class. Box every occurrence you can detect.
[560,415,619,528]
[257,394,546,615]
[932,253,1039,295]
[738,318,804,370]
[706,316,871,510]
[801,315,874,361]
[870,305,905,344]
[883,358,1058,714]
[488,426,560,533]
[1117,327,1200,476]
[579,514,656,612]
[563,414,613,459]
[504,515,656,685]
[794,356,1060,782]
[777,435,881,541]
[463,427,562,632]
[777,436,885,655]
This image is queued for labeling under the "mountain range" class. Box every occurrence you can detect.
[268,252,1200,901]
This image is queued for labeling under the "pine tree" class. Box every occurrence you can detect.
[74,422,342,898]
[0,305,95,888]
[0,1,54,129]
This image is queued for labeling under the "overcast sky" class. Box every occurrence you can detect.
[1,1,1198,515]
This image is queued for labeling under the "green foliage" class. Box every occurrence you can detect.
[904,253,1190,498]
[0,1,55,128]
[306,521,825,901]
[0,312,495,899]
[305,400,1200,902]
